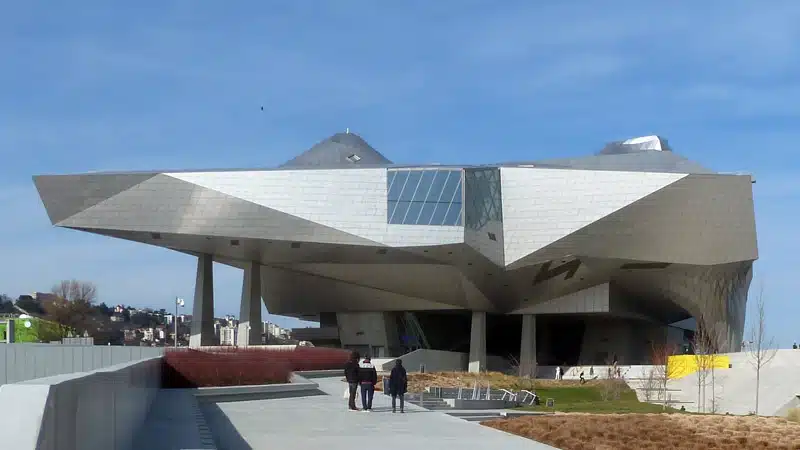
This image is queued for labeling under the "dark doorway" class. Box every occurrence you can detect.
[486,314,522,360]
[411,311,471,353]
[538,316,586,366]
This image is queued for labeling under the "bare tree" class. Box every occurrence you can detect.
[650,342,679,409]
[42,280,98,338]
[599,355,624,401]
[692,315,714,413]
[746,284,778,416]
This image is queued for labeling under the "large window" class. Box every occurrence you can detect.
[464,168,503,230]
[387,169,463,226]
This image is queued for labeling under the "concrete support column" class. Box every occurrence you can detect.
[468,311,487,373]
[237,262,263,346]
[519,314,537,377]
[189,254,215,347]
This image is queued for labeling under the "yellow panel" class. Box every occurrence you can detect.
[668,354,731,379]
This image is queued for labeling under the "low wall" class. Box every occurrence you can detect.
[0,356,162,450]
[378,350,512,373]
[382,349,468,372]
[443,398,515,409]
[555,364,660,380]
[192,373,321,403]
[0,343,165,384]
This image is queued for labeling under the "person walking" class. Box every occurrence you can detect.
[388,359,408,413]
[344,351,361,411]
[358,355,378,412]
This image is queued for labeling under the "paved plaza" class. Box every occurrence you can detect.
[198,377,556,449]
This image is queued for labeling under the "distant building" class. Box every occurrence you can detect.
[264,322,290,340]
[219,326,237,346]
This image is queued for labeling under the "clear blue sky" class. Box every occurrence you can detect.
[1,2,798,343]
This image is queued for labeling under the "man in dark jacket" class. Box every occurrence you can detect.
[358,355,378,411]
[388,359,408,413]
[344,351,361,411]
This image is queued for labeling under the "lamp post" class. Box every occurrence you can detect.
[175,297,185,348]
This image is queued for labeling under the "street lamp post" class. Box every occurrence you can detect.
[175,297,185,348]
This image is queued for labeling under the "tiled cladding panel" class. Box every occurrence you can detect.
[387,169,463,226]
[168,169,386,235]
[33,173,157,224]
[260,265,461,315]
[514,174,758,266]
[614,262,752,352]
[167,169,463,247]
[56,174,376,245]
[515,283,611,314]
[500,167,687,266]
[274,263,493,311]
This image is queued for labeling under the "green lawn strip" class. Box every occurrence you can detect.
[517,385,684,414]
[0,318,62,343]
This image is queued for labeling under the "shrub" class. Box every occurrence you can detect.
[161,346,351,388]
[787,407,800,423]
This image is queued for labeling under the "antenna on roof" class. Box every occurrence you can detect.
[346,128,350,134]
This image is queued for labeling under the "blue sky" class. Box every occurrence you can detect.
[1,1,798,343]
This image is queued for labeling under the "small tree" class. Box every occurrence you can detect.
[651,342,679,409]
[746,284,778,416]
[692,315,714,413]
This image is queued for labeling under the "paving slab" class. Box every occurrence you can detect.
[199,376,556,449]
[134,389,216,450]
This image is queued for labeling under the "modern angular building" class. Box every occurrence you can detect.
[33,132,758,372]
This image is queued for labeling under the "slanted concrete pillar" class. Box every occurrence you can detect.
[468,311,487,373]
[519,314,537,377]
[237,262,263,346]
[189,254,215,347]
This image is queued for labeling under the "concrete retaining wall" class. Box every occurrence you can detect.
[378,350,512,373]
[0,343,165,384]
[0,356,162,450]
[383,349,468,372]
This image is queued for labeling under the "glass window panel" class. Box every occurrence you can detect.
[389,201,411,224]
[413,170,436,202]
[387,170,397,190]
[417,202,437,225]
[404,201,424,224]
[439,170,461,203]
[429,202,448,225]
[451,175,463,204]
[387,171,407,201]
[387,200,398,223]
[425,170,450,202]
[398,171,423,202]
[443,203,463,226]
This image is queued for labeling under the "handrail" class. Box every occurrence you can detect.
[499,388,517,401]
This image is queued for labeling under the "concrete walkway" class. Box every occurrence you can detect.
[200,376,557,449]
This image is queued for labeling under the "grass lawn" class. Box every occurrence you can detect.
[393,371,683,414]
[518,383,683,414]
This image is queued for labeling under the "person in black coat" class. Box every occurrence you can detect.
[388,359,408,413]
[343,351,361,411]
[358,355,378,411]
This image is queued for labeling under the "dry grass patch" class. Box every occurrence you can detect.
[483,413,800,450]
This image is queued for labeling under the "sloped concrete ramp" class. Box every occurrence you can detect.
[199,376,556,449]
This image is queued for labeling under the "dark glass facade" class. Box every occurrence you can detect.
[387,169,463,226]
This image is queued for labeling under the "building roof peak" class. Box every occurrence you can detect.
[280,131,393,168]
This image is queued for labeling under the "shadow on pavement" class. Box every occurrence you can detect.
[200,402,254,450]
[201,388,328,403]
